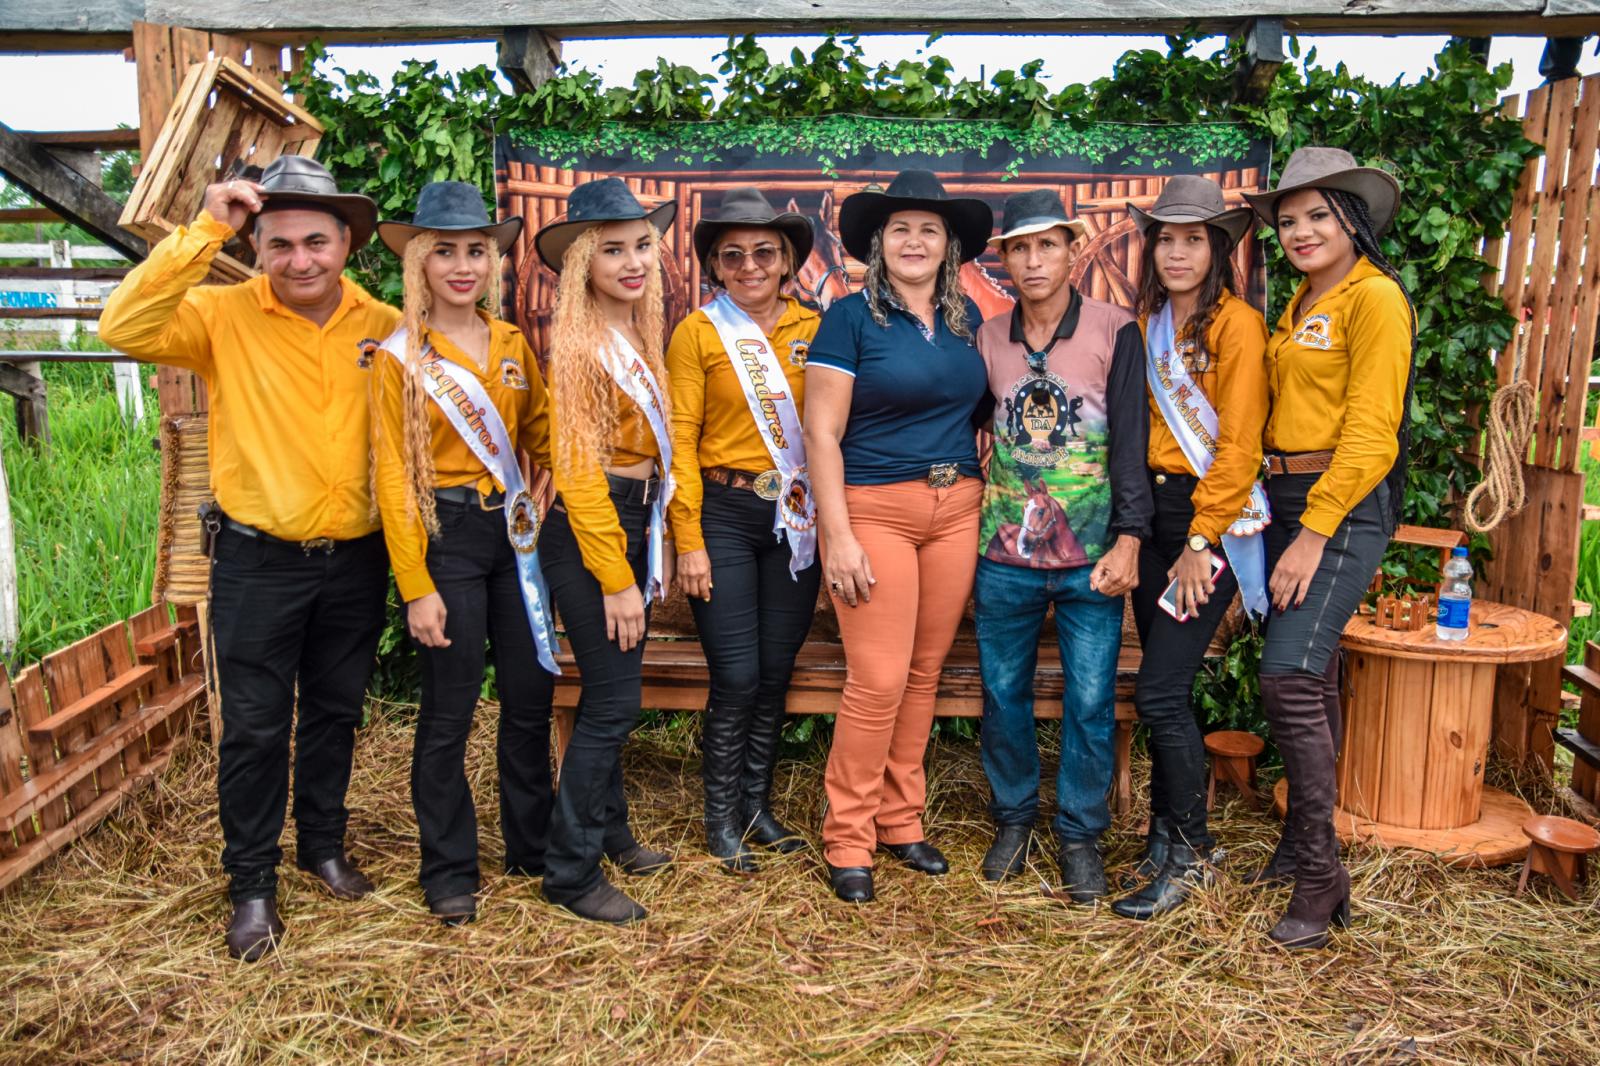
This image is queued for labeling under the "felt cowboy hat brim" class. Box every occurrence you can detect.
[1242,146,1402,235]
[239,156,380,250]
[377,219,524,259]
[535,202,678,274]
[986,218,1088,249]
[1127,203,1255,247]
[838,173,994,264]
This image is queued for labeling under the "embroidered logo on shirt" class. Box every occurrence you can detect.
[355,338,380,369]
[499,358,530,390]
[787,339,809,367]
[1177,336,1211,375]
[1292,313,1334,350]
[1000,368,1086,469]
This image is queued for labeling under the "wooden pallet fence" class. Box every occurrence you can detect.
[1479,74,1600,772]
[0,604,206,892]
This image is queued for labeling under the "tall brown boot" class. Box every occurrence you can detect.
[1260,671,1350,950]
[1247,653,1342,889]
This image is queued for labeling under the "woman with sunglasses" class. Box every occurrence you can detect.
[667,188,823,872]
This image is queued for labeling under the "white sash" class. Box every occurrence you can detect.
[1145,303,1271,619]
[600,329,675,602]
[700,294,818,575]
[384,330,561,674]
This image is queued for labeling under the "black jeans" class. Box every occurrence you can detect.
[687,479,821,814]
[539,484,651,904]
[413,498,556,904]
[210,523,388,903]
[1130,473,1238,851]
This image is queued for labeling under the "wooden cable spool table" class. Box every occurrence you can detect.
[1273,600,1567,867]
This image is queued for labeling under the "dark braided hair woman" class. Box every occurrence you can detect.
[1242,147,1415,950]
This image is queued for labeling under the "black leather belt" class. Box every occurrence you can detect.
[606,472,660,505]
[221,516,348,555]
[434,485,506,509]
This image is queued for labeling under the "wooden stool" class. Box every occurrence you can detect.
[1205,730,1265,810]
[1517,816,1600,898]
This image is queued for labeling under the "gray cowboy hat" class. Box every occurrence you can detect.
[1243,146,1403,235]
[1127,175,1254,247]
[838,169,994,264]
[376,181,523,258]
[988,188,1087,249]
[534,177,678,274]
[692,187,815,277]
[246,155,378,249]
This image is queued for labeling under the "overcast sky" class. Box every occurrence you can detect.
[0,33,1595,132]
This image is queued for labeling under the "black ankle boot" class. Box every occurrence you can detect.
[1118,816,1171,890]
[1056,841,1108,903]
[1110,844,1212,920]
[739,700,804,854]
[702,704,758,872]
[982,824,1031,882]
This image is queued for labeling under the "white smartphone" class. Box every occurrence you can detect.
[1158,551,1227,622]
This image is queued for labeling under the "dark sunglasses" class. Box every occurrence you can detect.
[714,245,781,271]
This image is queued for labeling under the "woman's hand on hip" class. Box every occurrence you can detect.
[407,592,451,648]
[824,532,876,608]
[1269,529,1329,612]
[677,549,713,601]
[604,585,647,652]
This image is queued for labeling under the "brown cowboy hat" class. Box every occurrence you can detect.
[1127,175,1254,247]
[693,187,814,276]
[837,169,993,264]
[244,155,378,249]
[1242,146,1402,235]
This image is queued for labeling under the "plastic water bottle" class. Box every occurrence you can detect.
[1436,546,1473,642]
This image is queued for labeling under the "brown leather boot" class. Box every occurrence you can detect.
[225,897,285,961]
[298,853,374,900]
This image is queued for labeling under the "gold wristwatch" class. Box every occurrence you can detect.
[1187,534,1211,553]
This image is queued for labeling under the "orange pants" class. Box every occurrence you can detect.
[822,477,982,867]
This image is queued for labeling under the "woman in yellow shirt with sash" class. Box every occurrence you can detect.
[1243,147,1415,950]
[532,178,679,925]
[667,188,822,872]
[371,182,556,928]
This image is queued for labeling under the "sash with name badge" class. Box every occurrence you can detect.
[384,330,561,673]
[600,329,676,602]
[700,293,818,575]
[1145,303,1271,618]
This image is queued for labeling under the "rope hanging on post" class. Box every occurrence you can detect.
[1464,327,1538,534]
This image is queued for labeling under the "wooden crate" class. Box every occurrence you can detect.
[119,56,324,284]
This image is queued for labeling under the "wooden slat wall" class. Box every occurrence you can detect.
[1481,74,1600,772]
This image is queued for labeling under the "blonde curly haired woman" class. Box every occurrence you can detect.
[371,181,556,928]
[532,178,679,924]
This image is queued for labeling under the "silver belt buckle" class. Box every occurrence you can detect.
[300,537,336,554]
[752,469,782,501]
[927,463,960,489]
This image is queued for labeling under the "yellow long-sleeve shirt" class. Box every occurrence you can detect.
[1144,291,1270,545]
[1265,257,1412,537]
[665,296,818,553]
[552,368,663,596]
[98,211,399,542]
[371,315,553,601]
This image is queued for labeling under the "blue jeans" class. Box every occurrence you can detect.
[975,557,1124,843]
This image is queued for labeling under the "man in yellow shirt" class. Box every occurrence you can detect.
[99,157,399,961]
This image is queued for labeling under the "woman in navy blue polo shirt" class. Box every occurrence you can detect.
[802,170,992,902]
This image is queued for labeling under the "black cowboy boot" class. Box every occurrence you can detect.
[982,824,1032,882]
[702,704,758,873]
[1118,816,1171,890]
[739,699,805,854]
[1110,843,1213,920]
[1057,841,1108,904]
[1261,672,1351,951]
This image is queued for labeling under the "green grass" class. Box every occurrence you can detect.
[1568,449,1600,664]
[1,358,160,667]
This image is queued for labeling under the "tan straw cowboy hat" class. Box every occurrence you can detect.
[1242,146,1402,235]
[1127,175,1254,247]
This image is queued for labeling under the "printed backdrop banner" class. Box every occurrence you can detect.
[495,117,1270,631]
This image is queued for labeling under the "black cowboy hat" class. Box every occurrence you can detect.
[245,155,378,249]
[988,188,1088,248]
[837,169,993,264]
[1127,175,1254,247]
[1242,146,1402,235]
[534,177,678,274]
[692,187,815,277]
[376,181,523,258]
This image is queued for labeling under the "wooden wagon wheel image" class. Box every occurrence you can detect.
[1069,216,1140,307]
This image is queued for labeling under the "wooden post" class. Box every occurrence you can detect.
[0,123,146,262]
[498,27,562,95]
[1233,18,1285,104]
[0,442,16,655]
[0,362,48,448]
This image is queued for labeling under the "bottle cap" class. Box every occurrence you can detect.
[1452,546,1468,557]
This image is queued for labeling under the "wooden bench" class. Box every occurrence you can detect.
[552,638,1144,814]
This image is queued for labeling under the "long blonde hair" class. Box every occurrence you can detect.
[374,228,503,537]
[548,222,668,475]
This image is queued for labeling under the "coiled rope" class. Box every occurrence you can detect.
[1464,326,1538,534]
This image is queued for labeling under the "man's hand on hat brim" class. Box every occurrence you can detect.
[201,180,266,235]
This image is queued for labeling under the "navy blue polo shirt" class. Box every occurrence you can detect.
[807,291,987,485]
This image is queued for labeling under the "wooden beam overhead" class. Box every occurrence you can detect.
[3,1,1598,45]
[0,123,145,262]
[1235,17,1287,103]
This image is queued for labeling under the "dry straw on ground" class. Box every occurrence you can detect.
[2,705,1597,1065]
